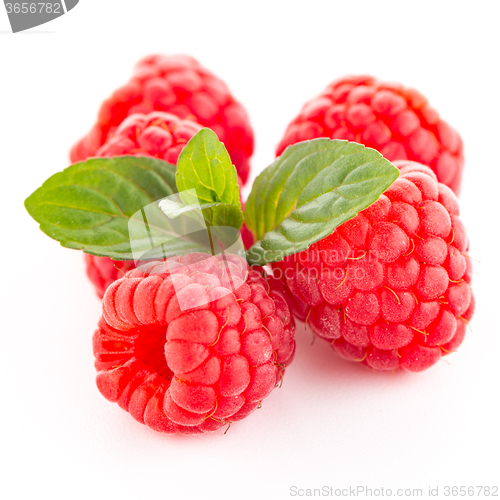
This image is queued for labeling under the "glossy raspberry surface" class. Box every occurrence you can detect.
[93,254,295,434]
[277,76,464,194]
[71,54,254,184]
[273,161,474,372]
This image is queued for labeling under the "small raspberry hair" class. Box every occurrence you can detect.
[277,76,464,194]
[71,54,254,184]
[93,253,295,434]
[273,161,474,372]
[85,254,135,299]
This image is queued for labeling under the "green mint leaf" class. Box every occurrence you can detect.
[156,198,244,256]
[25,156,179,260]
[244,139,400,265]
[176,128,243,227]
[199,203,244,229]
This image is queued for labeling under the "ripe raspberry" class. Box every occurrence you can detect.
[277,76,464,194]
[93,253,295,434]
[71,54,254,184]
[273,161,474,372]
[96,111,202,164]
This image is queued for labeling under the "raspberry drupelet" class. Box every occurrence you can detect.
[273,161,474,372]
[71,54,254,184]
[85,254,135,300]
[93,253,295,434]
[277,76,464,195]
[96,111,202,164]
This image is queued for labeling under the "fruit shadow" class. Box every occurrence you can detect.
[290,320,410,383]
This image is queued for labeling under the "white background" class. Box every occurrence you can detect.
[1,1,499,499]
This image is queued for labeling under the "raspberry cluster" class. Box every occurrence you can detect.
[93,253,295,433]
[71,54,254,184]
[24,57,477,437]
[274,161,474,372]
[277,76,464,194]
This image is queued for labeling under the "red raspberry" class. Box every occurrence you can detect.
[276,76,464,194]
[273,161,474,373]
[70,54,254,184]
[96,111,202,164]
[93,254,295,434]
